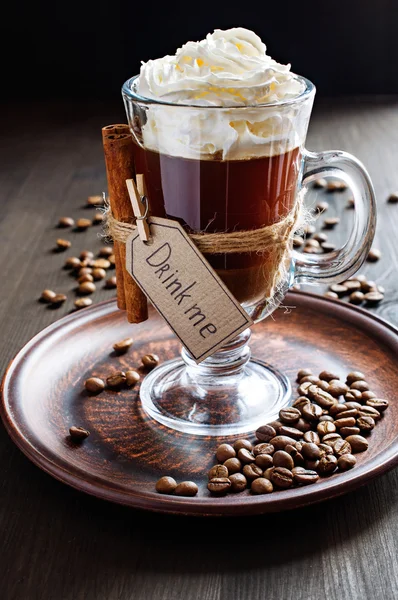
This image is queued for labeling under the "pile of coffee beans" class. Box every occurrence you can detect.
[39,195,117,310]
[204,368,388,496]
[325,274,385,306]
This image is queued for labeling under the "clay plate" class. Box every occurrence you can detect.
[1,291,398,516]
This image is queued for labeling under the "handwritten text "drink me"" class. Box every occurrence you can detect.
[146,243,217,339]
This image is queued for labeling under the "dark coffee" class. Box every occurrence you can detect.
[133,145,301,305]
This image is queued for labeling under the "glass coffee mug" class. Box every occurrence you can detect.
[122,75,376,436]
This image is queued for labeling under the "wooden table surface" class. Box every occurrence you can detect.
[1,98,398,600]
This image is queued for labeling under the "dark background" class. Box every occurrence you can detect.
[3,0,398,102]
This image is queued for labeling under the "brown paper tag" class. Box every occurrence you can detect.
[125,216,253,363]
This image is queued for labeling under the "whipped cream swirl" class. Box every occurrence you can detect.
[134,28,310,159]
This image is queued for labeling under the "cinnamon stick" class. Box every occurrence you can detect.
[102,126,148,323]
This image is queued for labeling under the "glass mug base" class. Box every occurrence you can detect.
[139,329,291,437]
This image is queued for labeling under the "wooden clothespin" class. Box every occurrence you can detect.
[126,176,151,242]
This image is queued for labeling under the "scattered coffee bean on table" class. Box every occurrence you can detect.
[84,377,105,394]
[58,217,75,228]
[51,293,67,306]
[113,337,134,355]
[105,276,117,289]
[106,371,127,388]
[93,212,104,224]
[174,482,198,497]
[56,238,71,251]
[367,248,381,262]
[69,426,90,440]
[41,289,56,303]
[125,370,140,386]
[74,297,93,309]
[156,476,177,494]
[387,192,398,204]
[76,218,92,230]
[78,282,96,296]
[141,354,159,369]
[87,195,104,206]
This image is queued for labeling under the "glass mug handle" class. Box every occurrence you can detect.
[293,149,377,284]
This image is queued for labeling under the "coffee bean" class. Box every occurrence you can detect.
[361,391,376,401]
[78,274,94,284]
[302,403,323,422]
[322,243,337,253]
[304,431,320,444]
[175,481,198,496]
[92,268,107,281]
[302,442,321,461]
[69,426,90,440]
[334,417,356,429]
[269,436,297,450]
[367,248,381,262]
[255,454,273,469]
[348,291,365,304]
[267,421,283,434]
[387,192,398,203]
[350,380,369,392]
[346,197,355,208]
[293,235,304,248]
[329,403,348,416]
[106,371,126,388]
[345,435,369,453]
[344,280,362,292]
[319,370,340,382]
[317,455,338,474]
[243,464,263,480]
[345,390,363,402]
[237,448,256,464]
[294,469,319,485]
[333,438,352,456]
[278,426,303,440]
[305,459,320,470]
[251,478,273,494]
[361,278,377,291]
[358,406,381,420]
[105,276,117,289]
[59,216,75,228]
[327,180,347,192]
[295,418,312,433]
[84,377,105,394]
[270,467,293,489]
[98,246,113,258]
[208,477,231,494]
[92,258,111,270]
[273,450,294,470]
[322,433,342,447]
[93,212,104,224]
[292,397,311,413]
[113,337,133,355]
[216,444,236,462]
[309,386,336,409]
[51,293,67,306]
[77,282,96,296]
[263,467,275,480]
[256,424,276,442]
[65,257,81,269]
[297,368,313,381]
[208,465,229,480]
[313,178,327,188]
[108,254,116,267]
[87,195,104,206]
[318,380,331,392]
[323,217,340,229]
[340,426,361,437]
[338,454,357,471]
[328,382,349,397]
[41,289,56,303]
[156,476,177,494]
[319,415,334,423]
[141,354,159,369]
[299,375,321,385]
[74,297,93,309]
[223,458,242,474]
[78,267,93,277]
[318,443,333,456]
[56,238,71,251]
[356,416,375,432]
[125,370,140,386]
[233,439,253,452]
[228,473,247,493]
[80,250,94,261]
[76,218,92,230]
[366,398,388,412]
[297,381,313,396]
[253,443,275,456]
